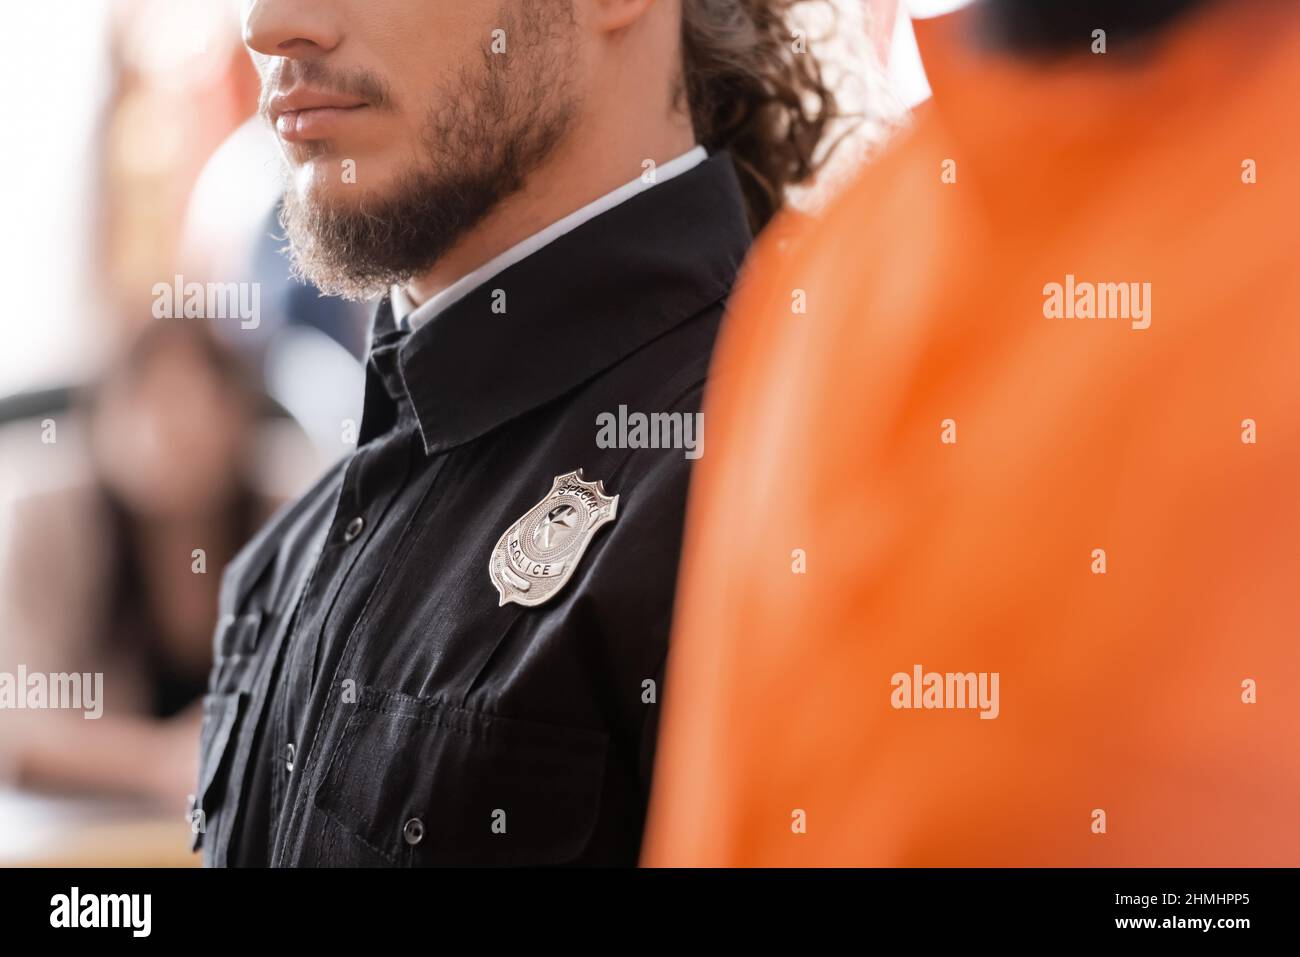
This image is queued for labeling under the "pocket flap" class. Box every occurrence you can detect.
[191,691,246,852]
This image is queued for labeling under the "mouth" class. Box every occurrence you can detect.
[269,88,371,143]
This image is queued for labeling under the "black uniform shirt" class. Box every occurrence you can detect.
[193,151,751,866]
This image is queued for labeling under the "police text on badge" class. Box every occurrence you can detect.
[595,405,704,459]
[489,470,619,607]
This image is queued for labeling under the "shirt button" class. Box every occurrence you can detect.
[403,818,425,846]
[343,516,365,543]
[285,743,295,773]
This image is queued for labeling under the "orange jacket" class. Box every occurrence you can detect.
[643,1,1300,866]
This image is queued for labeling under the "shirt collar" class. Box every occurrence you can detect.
[366,149,750,456]
[391,145,708,331]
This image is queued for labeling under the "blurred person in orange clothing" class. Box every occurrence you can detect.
[644,0,1300,866]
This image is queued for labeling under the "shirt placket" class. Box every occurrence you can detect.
[269,338,417,837]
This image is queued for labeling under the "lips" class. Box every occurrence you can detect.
[269,89,370,143]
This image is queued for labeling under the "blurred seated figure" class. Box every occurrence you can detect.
[0,321,279,810]
[645,0,1300,866]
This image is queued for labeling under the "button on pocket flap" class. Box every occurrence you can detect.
[214,612,263,658]
[315,688,608,866]
[191,691,246,851]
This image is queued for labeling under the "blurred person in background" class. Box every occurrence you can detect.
[0,0,365,865]
[645,0,1300,866]
[0,322,276,809]
[0,0,280,829]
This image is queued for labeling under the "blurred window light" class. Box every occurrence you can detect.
[888,0,978,108]
[0,1,112,396]
[121,0,238,85]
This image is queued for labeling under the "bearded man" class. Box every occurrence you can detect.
[192,0,834,866]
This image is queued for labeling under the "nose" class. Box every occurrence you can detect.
[242,0,341,58]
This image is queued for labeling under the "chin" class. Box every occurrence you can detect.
[289,150,399,207]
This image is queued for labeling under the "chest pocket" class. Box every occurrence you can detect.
[313,687,608,866]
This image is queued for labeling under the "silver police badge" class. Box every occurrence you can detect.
[489,469,619,607]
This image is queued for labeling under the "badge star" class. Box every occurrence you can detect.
[535,504,577,549]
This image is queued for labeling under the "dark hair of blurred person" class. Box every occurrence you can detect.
[981,0,1213,50]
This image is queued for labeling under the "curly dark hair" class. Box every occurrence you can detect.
[678,0,839,232]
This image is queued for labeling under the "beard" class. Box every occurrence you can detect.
[277,2,580,301]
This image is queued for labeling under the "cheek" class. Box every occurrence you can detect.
[358,0,486,66]
[359,0,492,113]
